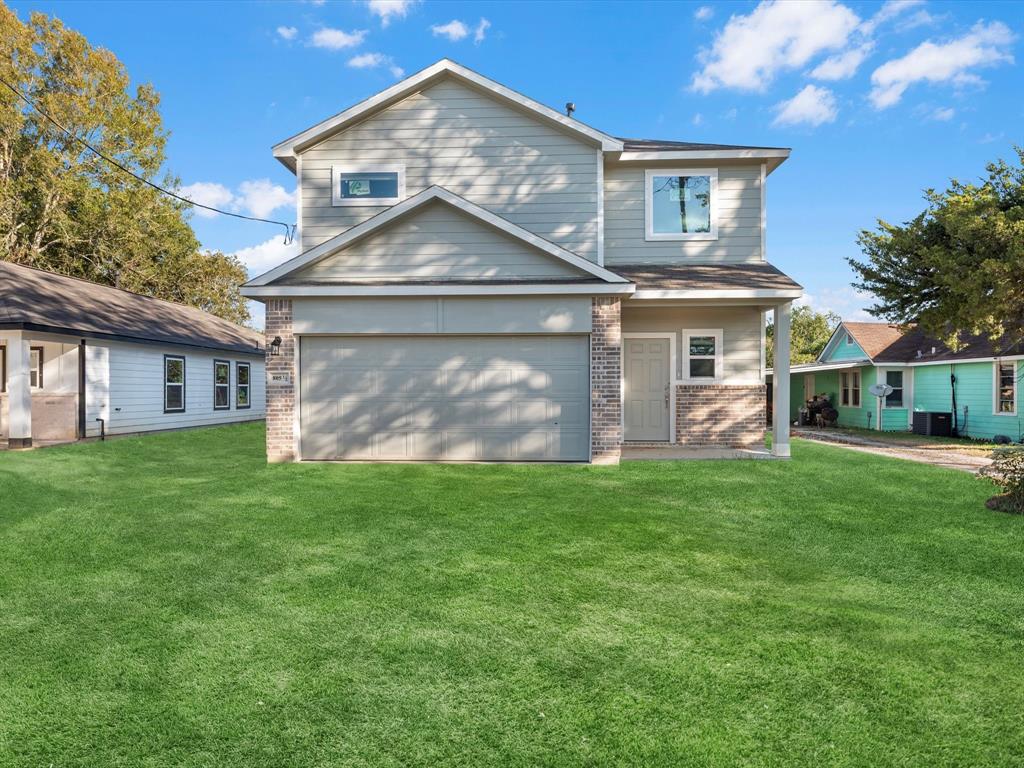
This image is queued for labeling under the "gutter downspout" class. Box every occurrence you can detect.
[950,365,959,437]
[77,339,86,439]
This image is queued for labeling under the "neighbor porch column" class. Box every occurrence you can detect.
[771,302,792,458]
[6,331,32,449]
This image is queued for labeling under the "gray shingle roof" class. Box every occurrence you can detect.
[612,262,802,291]
[0,261,264,356]
[617,138,790,152]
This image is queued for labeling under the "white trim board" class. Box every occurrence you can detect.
[273,59,623,169]
[631,288,802,301]
[242,283,636,298]
[681,328,724,384]
[615,148,790,174]
[245,186,629,288]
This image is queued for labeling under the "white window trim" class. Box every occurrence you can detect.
[644,168,718,242]
[331,163,406,207]
[882,369,905,409]
[213,359,231,411]
[993,360,1018,416]
[840,370,862,407]
[682,329,724,383]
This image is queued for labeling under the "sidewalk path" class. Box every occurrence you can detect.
[794,428,992,474]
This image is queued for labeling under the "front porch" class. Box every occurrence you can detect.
[0,331,85,450]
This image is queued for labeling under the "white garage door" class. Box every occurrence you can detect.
[300,336,590,461]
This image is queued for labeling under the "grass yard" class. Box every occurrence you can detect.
[1,423,1023,767]
[809,425,1000,457]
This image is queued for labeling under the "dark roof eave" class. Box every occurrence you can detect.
[0,321,264,357]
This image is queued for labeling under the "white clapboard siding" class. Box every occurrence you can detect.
[290,200,585,282]
[604,164,764,264]
[300,79,600,261]
[622,306,764,383]
[84,340,265,437]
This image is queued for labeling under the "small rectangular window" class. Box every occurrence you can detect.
[236,362,251,410]
[645,169,717,241]
[841,371,862,407]
[846,333,854,346]
[997,362,1017,414]
[164,355,185,413]
[0,345,5,393]
[214,360,230,410]
[885,370,904,408]
[332,165,405,206]
[30,346,43,389]
[684,330,721,380]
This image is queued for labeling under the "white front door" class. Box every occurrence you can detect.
[624,337,671,441]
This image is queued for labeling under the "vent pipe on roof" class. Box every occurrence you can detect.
[565,102,575,117]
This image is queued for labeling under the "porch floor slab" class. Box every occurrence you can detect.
[622,445,776,461]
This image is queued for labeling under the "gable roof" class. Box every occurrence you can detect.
[842,322,905,359]
[244,186,630,289]
[817,320,1024,365]
[272,59,623,170]
[615,262,801,294]
[0,261,263,355]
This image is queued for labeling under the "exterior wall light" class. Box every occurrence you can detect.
[270,336,282,356]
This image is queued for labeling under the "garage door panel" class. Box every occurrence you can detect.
[301,335,589,461]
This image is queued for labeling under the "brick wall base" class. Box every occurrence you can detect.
[591,297,622,464]
[676,384,767,448]
[265,299,296,462]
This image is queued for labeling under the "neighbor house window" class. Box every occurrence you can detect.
[236,362,251,410]
[0,345,5,393]
[846,333,855,346]
[996,362,1017,415]
[885,370,904,408]
[214,360,230,410]
[332,165,405,206]
[645,168,717,241]
[684,330,723,381]
[164,355,186,413]
[840,370,861,407]
[30,347,43,389]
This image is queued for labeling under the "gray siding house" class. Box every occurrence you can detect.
[242,59,801,464]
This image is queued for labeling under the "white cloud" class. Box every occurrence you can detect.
[929,106,955,121]
[474,18,491,44]
[860,0,923,34]
[231,235,300,277]
[692,0,861,93]
[366,0,418,27]
[276,26,298,41]
[772,84,838,127]
[694,5,714,21]
[178,182,235,219]
[346,52,404,78]
[310,27,367,50]
[431,19,469,42]
[796,286,875,321]
[692,112,704,126]
[810,43,873,80]
[236,179,295,219]
[869,21,1015,108]
[722,107,738,120]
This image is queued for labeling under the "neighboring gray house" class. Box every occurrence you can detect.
[0,262,266,448]
[242,59,801,464]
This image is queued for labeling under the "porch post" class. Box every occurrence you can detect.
[7,331,32,448]
[771,302,792,458]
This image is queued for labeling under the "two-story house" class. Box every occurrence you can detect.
[241,59,801,464]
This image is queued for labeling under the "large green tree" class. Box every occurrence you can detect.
[766,305,841,368]
[849,148,1024,350]
[0,6,250,324]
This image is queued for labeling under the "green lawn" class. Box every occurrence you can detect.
[1,423,1023,767]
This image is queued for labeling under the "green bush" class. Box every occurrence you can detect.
[981,445,1024,513]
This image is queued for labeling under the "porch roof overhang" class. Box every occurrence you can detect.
[766,360,871,377]
[614,262,802,304]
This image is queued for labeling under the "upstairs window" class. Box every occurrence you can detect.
[645,168,717,241]
[684,330,723,381]
[236,362,251,410]
[885,370,904,408]
[996,362,1017,415]
[332,165,405,206]
[214,360,230,410]
[164,355,186,413]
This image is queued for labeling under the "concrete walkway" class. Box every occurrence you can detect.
[793,428,992,473]
[622,445,776,461]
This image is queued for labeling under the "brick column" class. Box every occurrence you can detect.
[265,299,296,462]
[591,297,622,464]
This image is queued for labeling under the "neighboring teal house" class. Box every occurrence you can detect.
[772,321,1024,441]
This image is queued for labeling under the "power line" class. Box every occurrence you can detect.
[0,75,296,244]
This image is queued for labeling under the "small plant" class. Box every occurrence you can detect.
[981,445,1024,514]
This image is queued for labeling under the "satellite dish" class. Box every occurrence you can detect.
[869,383,894,398]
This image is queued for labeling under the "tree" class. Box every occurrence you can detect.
[848,148,1024,350]
[766,305,840,367]
[0,7,250,324]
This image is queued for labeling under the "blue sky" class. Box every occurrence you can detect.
[10,0,1023,327]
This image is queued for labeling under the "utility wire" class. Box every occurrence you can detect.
[0,75,296,244]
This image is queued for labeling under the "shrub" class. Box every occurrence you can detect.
[981,445,1024,514]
